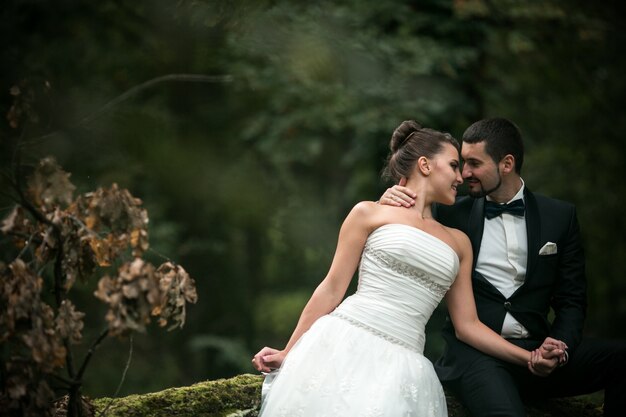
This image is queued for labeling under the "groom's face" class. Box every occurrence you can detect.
[461,141,502,198]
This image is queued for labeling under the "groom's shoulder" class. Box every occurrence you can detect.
[445,195,475,213]
[433,195,474,225]
[453,195,475,209]
[436,195,474,208]
[528,190,577,213]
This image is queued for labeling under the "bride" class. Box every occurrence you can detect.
[252,120,562,416]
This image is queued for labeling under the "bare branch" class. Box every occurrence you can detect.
[0,191,19,203]
[96,335,134,417]
[147,247,172,263]
[49,372,74,388]
[26,73,234,145]
[0,171,20,203]
[13,231,41,261]
[76,328,110,381]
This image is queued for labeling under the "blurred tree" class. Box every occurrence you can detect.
[1,0,624,403]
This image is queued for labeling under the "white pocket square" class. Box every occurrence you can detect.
[539,242,557,255]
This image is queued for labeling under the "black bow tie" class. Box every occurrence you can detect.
[484,199,525,219]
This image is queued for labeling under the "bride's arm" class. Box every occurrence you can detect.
[444,231,563,371]
[253,202,374,372]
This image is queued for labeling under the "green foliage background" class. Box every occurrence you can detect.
[1,0,625,398]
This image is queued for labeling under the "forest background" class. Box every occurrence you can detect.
[1,0,625,400]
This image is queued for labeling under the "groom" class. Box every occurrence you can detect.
[381,118,626,417]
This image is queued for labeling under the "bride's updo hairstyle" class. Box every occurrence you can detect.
[383,120,460,182]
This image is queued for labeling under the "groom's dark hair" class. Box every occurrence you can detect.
[462,118,524,174]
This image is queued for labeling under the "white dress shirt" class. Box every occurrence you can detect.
[476,180,529,338]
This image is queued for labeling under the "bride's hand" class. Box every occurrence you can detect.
[378,178,416,208]
[527,348,559,377]
[252,346,286,373]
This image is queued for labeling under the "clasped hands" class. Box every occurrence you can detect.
[252,337,568,377]
[528,337,568,377]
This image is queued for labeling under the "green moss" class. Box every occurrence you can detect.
[91,373,602,417]
[92,374,262,417]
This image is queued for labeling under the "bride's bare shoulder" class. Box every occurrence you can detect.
[346,201,380,223]
[351,201,380,215]
[350,201,400,218]
[346,201,393,231]
[444,226,472,258]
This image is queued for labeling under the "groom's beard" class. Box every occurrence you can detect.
[468,172,502,198]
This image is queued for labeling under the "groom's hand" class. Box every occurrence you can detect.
[539,337,568,365]
[528,348,560,377]
[252,347,286,373]
[528,336,569,377]
[378,178,416,208]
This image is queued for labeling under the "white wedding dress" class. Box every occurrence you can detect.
[259,224,459,417]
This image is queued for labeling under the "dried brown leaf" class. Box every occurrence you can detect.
[94,258,159,336]
[89,237,110,266]
[22,303,66,372]
[1,260,44,339]
[68,184,150,262]
[3,359,56,416]
[39,211,99,288]
[1,206,33,236]
[27,157,76,209]
[130,228,149,256]
[154,262,198,330]
[55,300,85,344]
[78,184,149,233]
[34,226,57,264]
[62,235,97,289]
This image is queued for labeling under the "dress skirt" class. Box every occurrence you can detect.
[259,314,447,417]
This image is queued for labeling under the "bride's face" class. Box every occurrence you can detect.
[429,143,463,205]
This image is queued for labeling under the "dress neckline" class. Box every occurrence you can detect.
[371,223,460,267]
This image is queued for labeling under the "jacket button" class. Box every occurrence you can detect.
[504,301,512,311]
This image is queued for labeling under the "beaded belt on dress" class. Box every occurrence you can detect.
[329,311,421,354]
[361,245,448,298]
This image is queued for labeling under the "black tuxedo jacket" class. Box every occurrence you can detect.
[433,188,587,381]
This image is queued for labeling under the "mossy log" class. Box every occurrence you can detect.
[92,374,262,417]
[92,373,603,417]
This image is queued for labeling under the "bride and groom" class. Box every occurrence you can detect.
[251,118,626,416]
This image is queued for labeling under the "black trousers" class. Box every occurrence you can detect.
[445,338,626,417]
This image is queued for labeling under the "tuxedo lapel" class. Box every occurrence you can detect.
[524,188,541,281]
[468,197,485,266]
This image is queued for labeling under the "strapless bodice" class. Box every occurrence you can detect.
[332,223,459,353]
